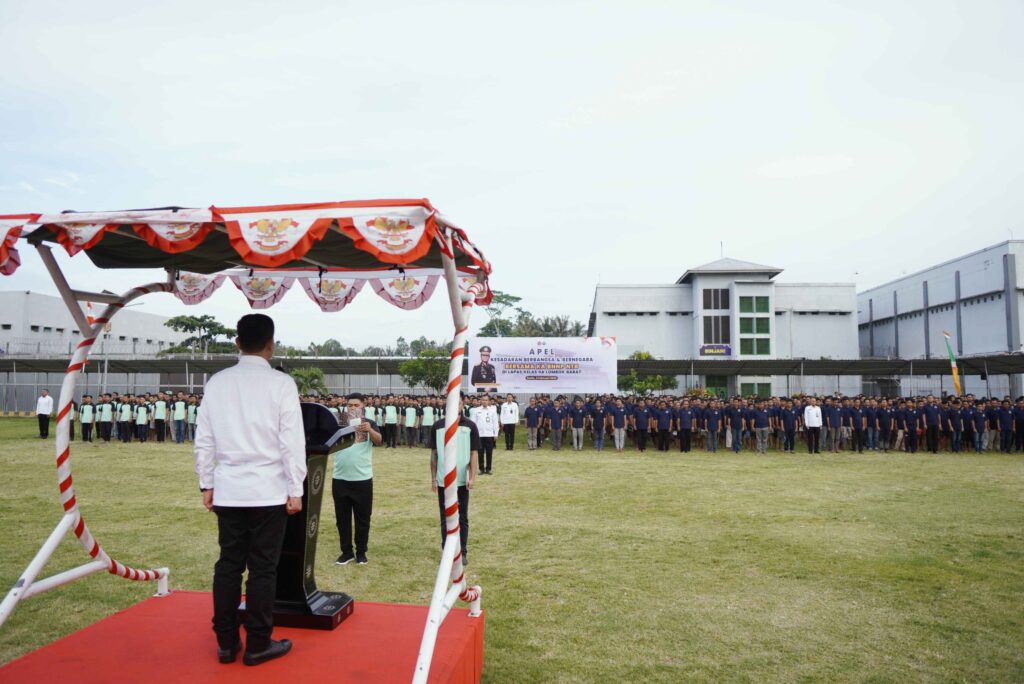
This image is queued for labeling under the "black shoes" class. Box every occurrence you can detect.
[336,552,355,565]
[461,551,468,567]
[243,639,292,666]
[356,552,368,565]
[218,642,241,664]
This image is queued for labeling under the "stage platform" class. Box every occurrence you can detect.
[0,591,484,683]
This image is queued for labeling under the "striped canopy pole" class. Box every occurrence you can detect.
[413,230,483,684]
[0,276,173,628]
[53,282,173,579]
[943,331,962,396]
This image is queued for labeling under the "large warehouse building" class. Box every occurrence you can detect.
[589,258,860,397]
[857,240,1024,397]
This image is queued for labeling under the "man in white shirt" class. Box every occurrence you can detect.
[469,394,499,474]
[500,394,519,451]
[36,389,53,439]
[803,397,823,455]
[194,314,306,667]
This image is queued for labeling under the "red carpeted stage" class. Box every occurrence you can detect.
[0,591,484,683]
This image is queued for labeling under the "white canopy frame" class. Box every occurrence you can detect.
[0,225,485,684]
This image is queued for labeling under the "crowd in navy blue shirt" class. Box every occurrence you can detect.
[471,392,1024,455]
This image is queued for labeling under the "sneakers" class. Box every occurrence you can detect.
[335,552,355,565]
[356,552,368,565]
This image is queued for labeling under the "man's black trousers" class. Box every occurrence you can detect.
[503,424,515,450]
[98,421,112,442]
[636,428,647,451]
[679,430,691,452]
[332,478,372,555]
[384,424,397,448]
[154,419,166,442]
[81,422,93,443]
[657,429,670,451]
[807,427,821,453]
[37,414,49,438]
[437,485,469,556]
[212,504,287,653]
[926,425,939,453]
[479,437,495,472]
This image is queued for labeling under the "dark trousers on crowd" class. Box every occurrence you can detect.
[332,478,372,555]
[69,420,75,441]
[99,421,112,442]
[212,504,287,653]
[636,428,647,451]
[657,429,670,451]
[783,429,796,452]
[437,485,469,557]
[81,423,93,443]
[1014,424,1024,451]
[1000,429,1013,452]
[879,430,890,451]
[807,427,821,453]
[120,421,132,442]
[479,437,495,472]
[405,426,417,448]
[154,419,166,442]
[503,424,515,450]
[137,424,149,442]
[852,428,864,453]
[384,424,397,448]
[679,430,691,453]
[37,414,50,438]
[906,431,918,453]
[926,425,939,454]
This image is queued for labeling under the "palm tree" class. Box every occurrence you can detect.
[289,367,328,395]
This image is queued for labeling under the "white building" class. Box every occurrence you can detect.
[0,290,189,358]
[589,258,860,397]
[857,240,1024,397]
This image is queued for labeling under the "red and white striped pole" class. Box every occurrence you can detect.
[413,231,484,684]
[55,283,172,582]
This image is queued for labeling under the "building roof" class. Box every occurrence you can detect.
[676,258,783,284]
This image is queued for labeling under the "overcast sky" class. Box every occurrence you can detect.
[2,0,1022,348]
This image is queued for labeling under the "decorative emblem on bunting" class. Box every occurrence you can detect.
[300,277,364,312]
[217,206,332,267]
[134,222,213,253]
[0,215,33,277]
[230,275,294,309]
[174,272,227,305]
[54,222,116,255]
[340,209,435,265]
[371,274,439,310]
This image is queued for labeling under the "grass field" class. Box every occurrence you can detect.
[0,417,1022,682]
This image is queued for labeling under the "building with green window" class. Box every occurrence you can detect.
[588,258,860,397]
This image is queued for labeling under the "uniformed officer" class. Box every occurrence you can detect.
[470,346,497,387]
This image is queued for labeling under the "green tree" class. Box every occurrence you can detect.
[162,314,236,355]
[618,351,678,395]
[398,346,450,393]
[289,366,328,395]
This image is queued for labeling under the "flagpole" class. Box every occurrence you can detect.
[943,331,962,396]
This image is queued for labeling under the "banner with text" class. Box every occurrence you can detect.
[468,337,618,394]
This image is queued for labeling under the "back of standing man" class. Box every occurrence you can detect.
[194,314,306,666]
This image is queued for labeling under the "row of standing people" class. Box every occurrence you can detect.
[34,388,201,444]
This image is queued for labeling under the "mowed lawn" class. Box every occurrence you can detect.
[0,417,1022,682]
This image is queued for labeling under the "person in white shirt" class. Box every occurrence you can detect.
[803,397,823,455]
[194,314,306,667]
[500,394,520,451]
[36,389,53,439]
[469,394,499,474]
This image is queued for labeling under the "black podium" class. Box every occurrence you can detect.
[239,402,356,630]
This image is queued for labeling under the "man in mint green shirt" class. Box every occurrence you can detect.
[383,396,398,448]
[431,395,480,566]
[404,400,420,449]
[332,393,382,566]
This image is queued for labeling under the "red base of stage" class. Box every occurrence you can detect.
[0,591,484,683]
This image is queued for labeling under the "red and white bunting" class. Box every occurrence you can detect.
[342,210,433,263]
[371,274,439,310]
[230,275,294,309]
[221,213,330,268]
[134,222,214,253]
[174,272,227,305]
[300,277,364,312]
[0,220,24,276]
[53,223,116,256]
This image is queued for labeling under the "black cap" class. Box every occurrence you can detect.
[480,346,491,353]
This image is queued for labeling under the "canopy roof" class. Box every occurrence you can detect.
[0,199,492,309]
